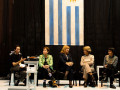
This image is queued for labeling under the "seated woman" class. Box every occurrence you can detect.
[103,48,118,89]
[58,45,74,88]
[39,47,57,87]
[80,46,95,87]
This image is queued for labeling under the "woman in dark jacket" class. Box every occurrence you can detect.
[58,45,74,88]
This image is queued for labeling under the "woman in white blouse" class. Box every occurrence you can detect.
[80,46,95,87]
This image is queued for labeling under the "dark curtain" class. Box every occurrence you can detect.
[0,0,120,76]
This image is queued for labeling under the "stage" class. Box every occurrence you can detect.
[0,80,120,90]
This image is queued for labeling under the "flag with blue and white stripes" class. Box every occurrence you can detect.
[45,0,84,45]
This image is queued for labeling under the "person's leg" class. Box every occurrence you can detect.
[18,70,26,85]
[83,64,95,87]
[110,75,116,89]
[109,70,116,89]
[10,66,21,86]
[110,76,114,85]
[102,68,108,82]
[46,68,57,87]
[105,67,116,89]
[83,68,88,87]
[64,66,72,79]
[42,68,48,87]
[46,68,55,80]
[68,69,73,88]
[41,68,57,87]
[19,71,26,81]
[10,66,20,73]
[64,71,69,79]
[69,80,73,88]
[83,63,92,74]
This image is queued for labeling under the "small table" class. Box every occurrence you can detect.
[26,68,37,90]
[24,61,39,70]
[24,61,38,90]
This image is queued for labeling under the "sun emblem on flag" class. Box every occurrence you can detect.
[70,0,76,2]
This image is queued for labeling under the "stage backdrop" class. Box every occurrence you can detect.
[0,0,120,77]
[45,0,84,45]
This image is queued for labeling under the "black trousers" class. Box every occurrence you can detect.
[39,67,55,80]
[59,65,73,81]
[104,65,117,84]
[10,65,26,81]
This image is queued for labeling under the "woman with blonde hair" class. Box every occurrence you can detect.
[58,45,74,88]
[80,46,95,87]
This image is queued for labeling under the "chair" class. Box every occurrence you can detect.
[100,62,120,87]
[9,71,22,86]
[9,51,15,86]
[73,70,98,86]
[56,71,66,86]
[72,70,82,86]
[9,73,15,86]
[101,69,120,87]
[56,70,75,86]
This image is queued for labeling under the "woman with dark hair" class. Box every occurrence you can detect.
[103,48,118,89]
[58,45,74,88]
[39,47,57,87]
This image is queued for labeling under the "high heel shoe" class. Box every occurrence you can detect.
[84,82,87,87]
[69,81,73,88]
[89,75,95,87]
[43,82,46,88]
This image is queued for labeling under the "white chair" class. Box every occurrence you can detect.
[24,61,38,90]
[9,73,15,86]
[96,65,104,83]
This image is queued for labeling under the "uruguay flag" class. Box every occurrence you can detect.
[45,0,84,46]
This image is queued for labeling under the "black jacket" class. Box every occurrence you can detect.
[58,53,74,72]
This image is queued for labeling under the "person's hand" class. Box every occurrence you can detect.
[19,63,21,65]
[20,58,26,62]
[20,66,24,68]
[12,62,17,66]
[66,62,69,66]
[45,65,49,69]
[104,65,107,68]
[43,65,47,69]
[68,62,73,66]
[66,62,71,66]
[69,62,74,66]
[43,65,49,69]
[43,65,45,68]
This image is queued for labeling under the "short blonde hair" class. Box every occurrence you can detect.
[60,45,70,53]
[83,46,92,53]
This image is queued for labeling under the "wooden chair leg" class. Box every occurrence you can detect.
[96,80,98,86]
[73,80,74,85]
[9,79,11,86]
[37,78,38,86]
[79,80,81,86]
[101,80,103,87]
[75,80,77,86]
[119,77,120,87]
[57,80,60,86]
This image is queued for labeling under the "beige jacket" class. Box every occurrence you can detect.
[80,54,94,68]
